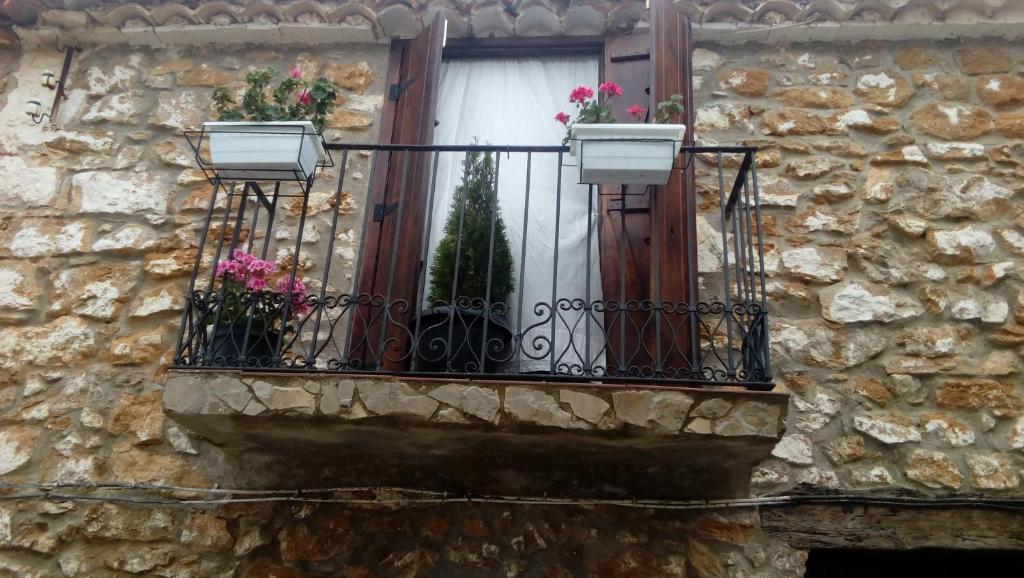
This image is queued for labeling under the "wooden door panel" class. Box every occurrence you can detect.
[351,16,444,370]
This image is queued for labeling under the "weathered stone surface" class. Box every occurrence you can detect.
[143,249,195,279]
[129,285,181,318]
[93,224,159,253]
[897,326,962,358]
[905,449,963,489]
[315,380,354,415]
[83,503,176,542]
[955,45,1013,75]
[251,381,316,415]
[909,103,992,140]
[108,441,207,486]
[976,75,1024,108]
[966,453,1019,490]
[505,386,576,428]
[920,413,975,448]
[923,141,985,160]
[359,381,438,419]
[853,413,921,444]
[74,171,168,225]
[785,157,837,179]
[771,434,813,465]
[559,389,609,424]
[0,261,40,312]
[179,63,235,87]
[49,263,139,321]
[181,512,234,551]
[148,90,204,130]
[612,390,695,433]
[950,292,1008,324]
[325,109,374,130]
[927,226,996,264]
[323,61,374,93]
[0,426,39,475]
[913,71,971,100]
[894,47,938,70]
[713,401,781,438]
[720,68,770,96]
[108,391,164,444]
[0,156,60,209]
[690,398,732,419]
[1,219,92,258]
[110,328,165,366]
[780,246,846,282]
[428,384,500,423]
[104,544,175,573]
[853,378,893,407]
[936,380,1021,413]
[994,112,1024,138]
[776,87,853,109]
[824,436,866,464]
[762,108,835,136]
[81,90,145,124]
[871,145,929,166]
[819,282,924,324]
[695,103,756,133]
[855,72,914,107]
[0,316,96,369]
[829,109,901,133]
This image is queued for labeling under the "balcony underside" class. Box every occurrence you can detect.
[164,370,788,499]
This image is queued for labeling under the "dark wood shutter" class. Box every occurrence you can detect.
[351,16,444,370]
[599,0,695,374]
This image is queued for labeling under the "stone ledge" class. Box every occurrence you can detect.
[164,370,788,499]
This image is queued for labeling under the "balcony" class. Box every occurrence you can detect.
[172,142,772,388]
[165,141,786,498]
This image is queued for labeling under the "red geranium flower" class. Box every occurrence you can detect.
[627,105,647,121]
[599,82,623,97]
[568,85,594,104]
[554,112,571,125]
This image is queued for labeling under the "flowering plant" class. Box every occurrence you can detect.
[212,66,338,132]
[555,82,687,142]
[209,248,310,334]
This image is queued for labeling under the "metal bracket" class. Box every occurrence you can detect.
[388,78,415,101]
[373,202,399,222]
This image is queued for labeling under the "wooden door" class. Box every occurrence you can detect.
[351,16,445,370]
[599,0,695,377]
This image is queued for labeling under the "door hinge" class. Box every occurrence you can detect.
[373,202,399,222]
[388,78,415,101]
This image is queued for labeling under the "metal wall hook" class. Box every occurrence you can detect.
[25,44,76,126]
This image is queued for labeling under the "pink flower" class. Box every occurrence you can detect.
[276,277,309,317]
[599,82,623,97]
[627,105,647,121]
[568,85,594,104]
[554,112,571,125]
[289,67,302,79]
[246,277,268,292]
[298,90,312,106]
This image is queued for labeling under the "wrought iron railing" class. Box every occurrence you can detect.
[173,142,771,389]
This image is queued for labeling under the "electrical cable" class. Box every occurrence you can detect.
[3,482,1024,512]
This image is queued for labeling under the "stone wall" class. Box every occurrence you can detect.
[0,26,1023,578]
[691,41,1024,495]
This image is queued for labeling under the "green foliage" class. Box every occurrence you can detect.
[427,149,515,307]
[212,66,338,132]
[655,94,686,124]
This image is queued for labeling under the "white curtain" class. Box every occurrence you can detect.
[428,56,605,374]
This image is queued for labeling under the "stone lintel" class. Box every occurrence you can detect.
[163,370,788,499]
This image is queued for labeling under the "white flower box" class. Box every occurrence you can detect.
[568,123,687,185]
[203,121,326,182]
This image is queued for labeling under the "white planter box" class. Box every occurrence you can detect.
[569,123,686,185]
[203,121,326,182]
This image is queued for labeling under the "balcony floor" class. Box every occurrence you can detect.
[164,370,788,499]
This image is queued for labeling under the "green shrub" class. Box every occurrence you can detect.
[427,149,515,308]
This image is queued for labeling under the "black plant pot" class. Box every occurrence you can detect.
[414,306,513,374]
[208,324,280,368]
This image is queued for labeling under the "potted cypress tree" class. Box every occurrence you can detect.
[415,148,515,373]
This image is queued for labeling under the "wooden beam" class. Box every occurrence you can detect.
[762,504,1024,550]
